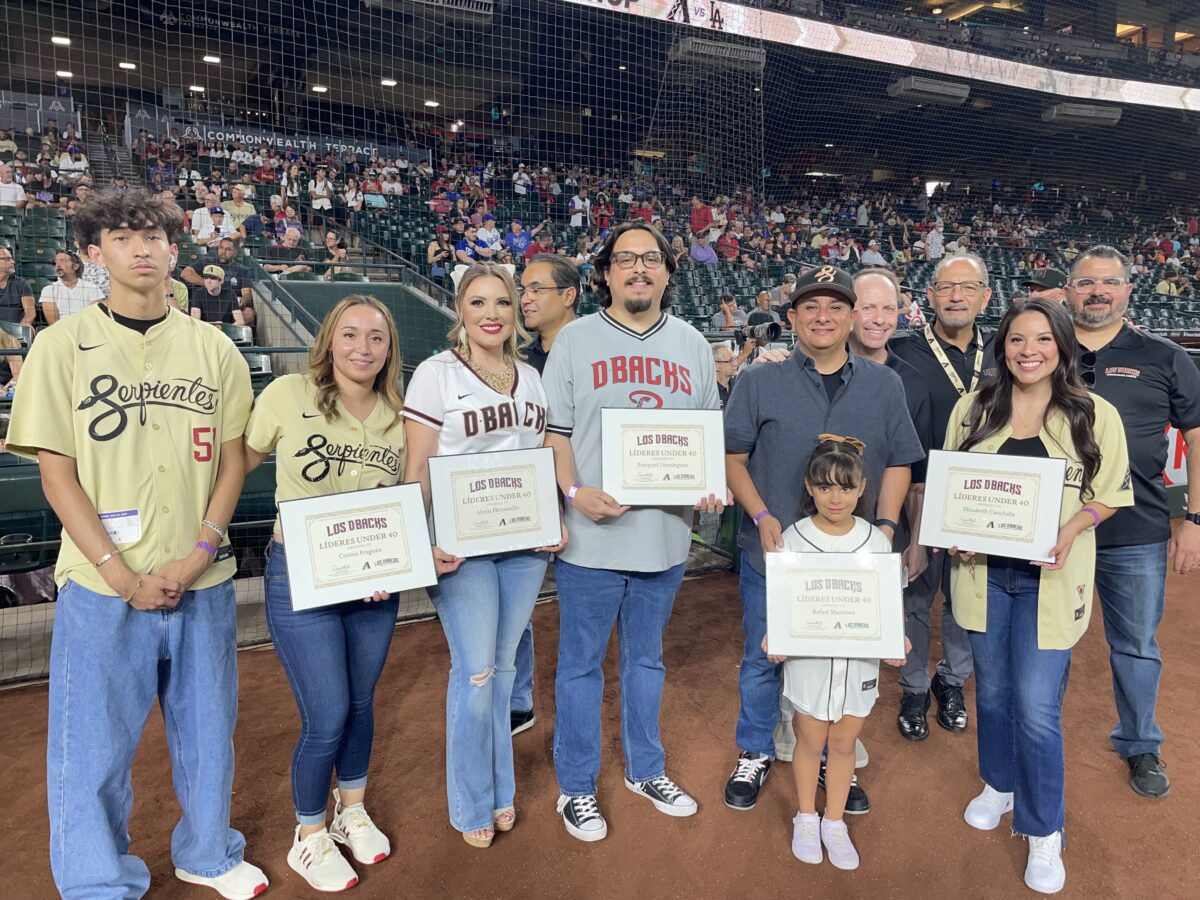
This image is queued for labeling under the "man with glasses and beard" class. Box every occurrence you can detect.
[1066,245,1200,800]
[542,222,723,842]
[890,253,997,742]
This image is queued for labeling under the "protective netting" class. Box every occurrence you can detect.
[3,0,1200,681]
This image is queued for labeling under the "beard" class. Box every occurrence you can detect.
[1071,298,1123,328]
[622,297,653,315]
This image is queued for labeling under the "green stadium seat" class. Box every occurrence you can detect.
[18,263,56,281]
[331,272,367,282]
[22,222,66,239]
[281,271,319,281]
[18,247,57,266]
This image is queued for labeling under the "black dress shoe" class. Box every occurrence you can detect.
[1127,752,1170,798]
[818,762,870,815]
[898,691,931,742]
[932,676,968,733]
[724,751,771,810]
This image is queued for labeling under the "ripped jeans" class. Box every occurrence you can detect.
[428,551,547,832]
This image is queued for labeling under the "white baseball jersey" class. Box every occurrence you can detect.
[543,309,720,572]
[402,350,547,455]
[779,517,894,722]
[6,304,252,594]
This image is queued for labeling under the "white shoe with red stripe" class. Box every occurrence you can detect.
[175,860,269,899]
[329,789,391,865]
[287,827,358,893]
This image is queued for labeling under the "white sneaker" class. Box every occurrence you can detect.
[854,738,869,769]
[1025,832,1066,894]
[330,789,391,865]
[790,812,822,864]
[286,827,358,893]
[964,783,1014,831]
[624,774,698,817]
[175,860,269,899]
[820,818,860,871]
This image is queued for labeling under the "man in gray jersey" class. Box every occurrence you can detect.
[543,222,722,843]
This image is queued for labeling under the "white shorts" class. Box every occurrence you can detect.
[782,657,881,723]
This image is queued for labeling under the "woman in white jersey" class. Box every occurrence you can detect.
[403,262,566,849]
[244,295,406,892]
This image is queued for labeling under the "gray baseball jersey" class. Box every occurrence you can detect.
[543,309,720,572]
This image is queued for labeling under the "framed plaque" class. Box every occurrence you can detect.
[278,483,438,611]
[919,449,1067,563]
[600,407,726,506]
[428,446,562,558]
[765,551,906,659]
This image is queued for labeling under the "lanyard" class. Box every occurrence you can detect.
[924,324,983,396]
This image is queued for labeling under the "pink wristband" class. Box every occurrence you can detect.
[1083,506,1101,530]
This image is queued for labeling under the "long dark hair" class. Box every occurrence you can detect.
[590,220,677,310]
[958,297,1102,499]
[799,437,874,520]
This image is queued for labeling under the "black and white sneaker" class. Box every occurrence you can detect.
[724,751,772,811]
[818,763,871,815]
[510,709,536,736]
[557,794,608,842]
[624,774,698,817]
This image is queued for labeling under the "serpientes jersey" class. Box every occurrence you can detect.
[245,374,407,536]
[543,310,720,572]
[7,304,252,594]
[402,350,548,455]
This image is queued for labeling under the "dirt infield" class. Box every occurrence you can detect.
[3,570,1196,899]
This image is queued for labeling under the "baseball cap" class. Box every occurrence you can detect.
[483,213,495,222]
[868,239,880,247]
[435,225,448,233]
[209,206,225,215]
[1020,268,1067,290]
[789,264,856,307]
[202,264,225,280]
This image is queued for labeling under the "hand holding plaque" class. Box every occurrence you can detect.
[601,408,726,507]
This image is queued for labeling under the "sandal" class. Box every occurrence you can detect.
[462,826,494,849]
[493,807,517,832]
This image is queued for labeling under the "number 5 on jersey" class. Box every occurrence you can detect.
[193,426,215,462]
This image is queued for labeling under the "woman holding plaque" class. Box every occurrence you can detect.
[944,298,1133,895]
[403,261,566,849]
[764,437,905,872]
[244,294,407,893]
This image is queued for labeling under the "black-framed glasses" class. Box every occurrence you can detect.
[611,250,665,269]
[1080,350,1097,387]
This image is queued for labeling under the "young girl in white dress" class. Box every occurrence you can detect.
[764,435,908,871]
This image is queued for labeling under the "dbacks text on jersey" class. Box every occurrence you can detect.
[464,400,547,438]
[591,356,693,396]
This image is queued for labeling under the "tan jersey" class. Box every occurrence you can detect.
[6,304,252,593]
[245,373,406,536]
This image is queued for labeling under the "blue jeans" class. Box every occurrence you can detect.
[428,551,546,832]
[1094,541,1168,757]
[970,561,1071,838]
[264,542,400,824]
[48,579,245,900]
[553,559,685,795]
[734,561,782,757]
[511,621,535,714]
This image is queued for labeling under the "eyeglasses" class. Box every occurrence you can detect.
[610,250,665,269]
[1080,350,1097,387]
[516,285,565,299]
[715,358,734,365]
[1068,277,1127,292]
[931,280,987,298]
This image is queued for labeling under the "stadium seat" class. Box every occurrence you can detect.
[331,272,367,282]
[0,322,34,348]
[18,263,56,281]
[281,271,319,281]
[221,324,253,347]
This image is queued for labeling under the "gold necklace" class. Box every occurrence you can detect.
[462,344,514,393]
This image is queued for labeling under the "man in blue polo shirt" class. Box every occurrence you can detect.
[1067,245,1200,800]
[721,265,924,813]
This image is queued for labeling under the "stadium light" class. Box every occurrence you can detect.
[753,86,761,92]
[618,65,627,71]
[202,55,221,64]
[55,70,73,78]
[932,7,943,14]
[312,85,329,93]
[424,100,440,107]
[51,36,71,46]
[824,143,834,148]
[189,85,205,92]
[455,119,465,126]
[118,62,136,70]
[381,78,397,86]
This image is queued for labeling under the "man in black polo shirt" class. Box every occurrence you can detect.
[891,252,997,741]
[1067,245,1200,800]
[509,253,579,737]
[189,265,244,325]
[721,265,924,812]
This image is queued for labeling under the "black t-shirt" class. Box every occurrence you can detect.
[266,245,306,264]
[0,276,33,324]
[98,303,169,335]
[993,434,1049,571]
[522,336,549,375]
[188,285,239,323]
[821,365,845,404]
[1085,325,1200,547]
[890,324,996,448]
[217,260,252,295]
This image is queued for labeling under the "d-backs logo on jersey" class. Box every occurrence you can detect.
[295,433,403,483]
[464,399,547,438]
[77,373,218,441]
[591,355,693,409]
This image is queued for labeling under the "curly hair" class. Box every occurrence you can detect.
[73,188,185,250]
